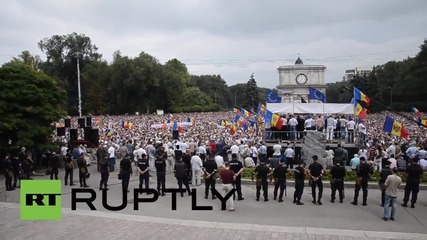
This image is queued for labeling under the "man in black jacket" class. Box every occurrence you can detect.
[203,154,218,199]
[253,161,271,202]
[2,154,14,191]
[330,161,346,203]
[273,160,288,202]
[293,162,306,205]
[174,157,192,197]
[308,155,324,205]
[48,151,60,180]
[402,159,424,208]
[351,156,373,206]
[155,152,167,196]
[99,157,110,190]
[229,153,244,201]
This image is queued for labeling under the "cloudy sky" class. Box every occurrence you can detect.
[1,0,426,88]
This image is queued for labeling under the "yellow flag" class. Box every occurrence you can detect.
[271,114,280,127]
[355,103,363,115]
[391,122,402,136]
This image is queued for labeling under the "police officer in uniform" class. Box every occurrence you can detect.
[351,156,373,206]
[402,159,423,208]
[155,151,167,196]
[253,161,271,202]
[99,157,110,190]
[229,153,244,201]
[273,160,288,202]
[137,154,150,191]
[203,154,218,199]
[330,161,346,203]
[293,162,306,205]
[174,157,192,197]
[308,155,324,205]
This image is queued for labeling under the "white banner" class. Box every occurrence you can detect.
[151,122,193,129]
[267,103,354,114]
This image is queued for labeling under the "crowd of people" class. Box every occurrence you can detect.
[2,110,427,220]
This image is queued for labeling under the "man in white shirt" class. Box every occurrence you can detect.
[191,153,203,186]
[339,116,347,140]
[358,121,367,145]
[215,153,224,168]
[326,116,335,142]
[288,115,298,141]
[304,117,312,131]
[347,119,356,143]
[418,151,427,171]
[284,145,295,169]
[250,144,258,165]
[230,144,240,159]
[198,144,207,163]
[244,157,255,168]
[388,154,397,170]
[386,143,396,158]
[108,144,116,171]
[272,141,282,157]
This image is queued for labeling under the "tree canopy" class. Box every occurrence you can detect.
[0,62,66,152]
[326,40,427,112]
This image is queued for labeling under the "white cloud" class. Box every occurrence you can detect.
[1,0,426,88]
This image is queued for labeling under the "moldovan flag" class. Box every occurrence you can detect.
[178,124,183,133]
[383,115,408,139]
[232,108,240,114]
[258,103,266,115]
[230,124,236,135]
[241,108,251,117]
[418,118,427,127]
[354,87,371,106]
[162,121,167,130]
[412,106,421,117]
[271,114,283,129]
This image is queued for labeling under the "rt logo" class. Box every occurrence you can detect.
[20,180,61,220]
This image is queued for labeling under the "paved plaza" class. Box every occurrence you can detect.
[1,166,427,240]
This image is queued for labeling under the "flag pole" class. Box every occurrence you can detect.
[292,90,295,115]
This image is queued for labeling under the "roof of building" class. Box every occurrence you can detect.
[295,57,304,65]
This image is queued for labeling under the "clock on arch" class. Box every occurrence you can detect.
[296,73,308,85]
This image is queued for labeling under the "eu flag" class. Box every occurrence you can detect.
[266,89,282,103]
[309,87,326,103]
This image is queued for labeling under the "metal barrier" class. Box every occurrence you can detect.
[265,129,365,145]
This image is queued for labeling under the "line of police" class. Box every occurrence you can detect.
[3,147,424,212]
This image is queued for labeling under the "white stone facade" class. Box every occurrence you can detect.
[276,57,326,103]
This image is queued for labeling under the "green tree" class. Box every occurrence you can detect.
[38,32,102,115]
[191,74,232,108]
[0,62,66,152]
[12,50,42,71]
[245,73,259,110]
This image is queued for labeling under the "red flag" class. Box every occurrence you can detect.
[359,110,367,119]
[275,117,284,129]
[401,127,409,140]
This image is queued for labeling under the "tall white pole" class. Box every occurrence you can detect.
[76,52,82,117]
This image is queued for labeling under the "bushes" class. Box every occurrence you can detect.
[240,168,427,183]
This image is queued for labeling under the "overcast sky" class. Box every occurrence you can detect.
[1,0,426,88]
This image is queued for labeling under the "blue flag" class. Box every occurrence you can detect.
[266,89,282,103]
[309,87,326,103]
[265,110,273,123]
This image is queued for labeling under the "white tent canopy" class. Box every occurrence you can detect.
[267,103,355,114]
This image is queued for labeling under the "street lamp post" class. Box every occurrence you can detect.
[75,52,82,117]
[234,90,237,106]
